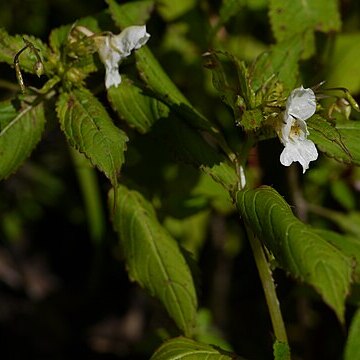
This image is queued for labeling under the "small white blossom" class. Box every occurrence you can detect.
[278,86,318,173]
[78,25,150,88]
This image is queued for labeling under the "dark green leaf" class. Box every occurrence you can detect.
[108,76,169,133]
[109,185,198,336]
[0,99,46,180]
[308,116,360,165]
[56,88,128,187]
[156,116,239,192]
[344,308,360,360]
[150,337,241,360]
[107,0,231,154]
[236,186,353,322]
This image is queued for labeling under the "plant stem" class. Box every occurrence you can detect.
[246,225,289,346]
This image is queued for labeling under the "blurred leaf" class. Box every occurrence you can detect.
[150,337,241,359]
[344,308,360,360]
[273,340,291,360]
[0,28,52,75]
[0,98,45,180]
[308,115,360,165]
[314,229,360,283]
[106,0,154,26]
[215,0,244,33]
[109,185,198,336]
[236,186,353,323]
[56,88,128,187]
[325,33,360,94]
[156,0,196,21]
[156,116,238,192]
[330,179,356,211]
[108,76,169,133]
[269,0,341,58]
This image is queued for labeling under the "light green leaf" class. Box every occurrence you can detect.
[344,308,360,360]
[156,0,196,21]
[330,179,356,211]
[109,185,198,336]
[236,186,353,322]
[325,33,360,94]
[269,0,341,58]
[0,99,46,180]
[56,88,128,187]
[0,28,52,75]
[308,116,360,166]
[108,76,169,133]
[150,337,241,360]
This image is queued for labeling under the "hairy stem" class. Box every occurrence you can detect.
[246,225,289,348]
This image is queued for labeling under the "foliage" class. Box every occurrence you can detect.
[1,0,360,359]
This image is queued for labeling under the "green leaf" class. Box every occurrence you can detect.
[236,186,353,322]
[308,116,360,166]
[269,0,341,58]
[108,76,169,133]
[325,33,360,94]
[0,28,52,75]
[106,0,154,26]
[156,0,196,21]
[107,0,230,152]
[330,179,356,211]
[313,228,360,284]
[273,340,291,360]
[0,99,46,180]
[150,337,241,359]
[249,36,302,94]
[56,88,128,187]
[156,116,239,192]
[109,185,198,336]
[344,308,360,360]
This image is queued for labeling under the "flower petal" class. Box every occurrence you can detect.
[286,86,316,121]
[280,139,318,173]
[111,25,150,57]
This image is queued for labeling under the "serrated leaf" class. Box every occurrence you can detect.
[313,228,360,283]
[308,115,360,165]
[0,28,52,75]
[269,0,341,58]
[108,76,169,133]
[236,186,353,322]
[344,308,360,360]
[150,337,240,360]
[109,185,198,336]
[0,99,46,180]
[56,88,128,187]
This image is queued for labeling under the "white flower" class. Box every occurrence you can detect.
[278,86,318,173]
[78,25,150,88]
